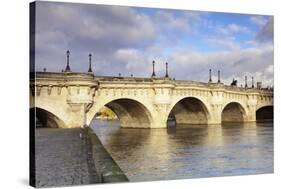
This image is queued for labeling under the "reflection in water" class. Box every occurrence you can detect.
[90,120,273,182]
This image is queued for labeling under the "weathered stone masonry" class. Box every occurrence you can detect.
[30,72,273,128]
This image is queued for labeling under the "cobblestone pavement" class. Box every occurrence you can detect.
[35,128,100,187]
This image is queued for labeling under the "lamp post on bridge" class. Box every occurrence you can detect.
[209,69,212,82]
[252,76,254,88]
[245,76,248,88]
[88,53,93,73]
[65,50,71,72]
[151,60,156,77]
[218,70,221,83]
[165,62,169,78]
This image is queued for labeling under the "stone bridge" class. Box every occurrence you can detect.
[30,72,273,128]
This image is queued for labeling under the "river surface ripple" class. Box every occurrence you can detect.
[90,120,273,182]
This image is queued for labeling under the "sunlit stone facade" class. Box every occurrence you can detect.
[30,72,273,128]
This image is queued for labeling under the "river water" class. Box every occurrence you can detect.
[90,120,273,182]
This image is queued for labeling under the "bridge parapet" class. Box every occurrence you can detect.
[30,72,99,128]
[31,72,99,105]
[31,72,273,128]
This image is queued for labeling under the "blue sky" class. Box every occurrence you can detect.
[34,1,273,87]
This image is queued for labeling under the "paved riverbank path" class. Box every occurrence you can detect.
[35,128,99,187]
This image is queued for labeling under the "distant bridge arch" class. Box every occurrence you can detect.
[221,102,247,123]
[87,97,153,128]
[256,106,273,121]
[30,107,67,128]
[167,96,211,126]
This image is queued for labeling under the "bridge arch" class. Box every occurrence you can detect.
[256,106,273,122]
[88,98,153,128]
[30,107,66,128]
[221,102,246,123]
[167,97,210,126]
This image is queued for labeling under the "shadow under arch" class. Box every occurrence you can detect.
[167,97,210,127]
[90,98,153,128]
[221,102,246,123]
[30,107,66,128]
[256,106,273,122]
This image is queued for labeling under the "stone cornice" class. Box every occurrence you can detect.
[30,72,273,97]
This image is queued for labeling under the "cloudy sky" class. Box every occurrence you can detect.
[34,1,274,87]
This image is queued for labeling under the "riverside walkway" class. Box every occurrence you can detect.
[35,128,100,187]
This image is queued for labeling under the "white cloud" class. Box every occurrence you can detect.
[153,10,202,33]
[33,2,273,87]
[207,37,241,51]
[216,23,251,35]
[265,65,273,75]
[256,17,274,42]
[250,16,267,26]
[167,45,273,86]
[36,3,157,51]
[35,2,157,72]
[228,24,250,33]
[113,48,154,76]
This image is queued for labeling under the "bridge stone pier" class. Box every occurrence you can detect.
[30,72,273,129]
